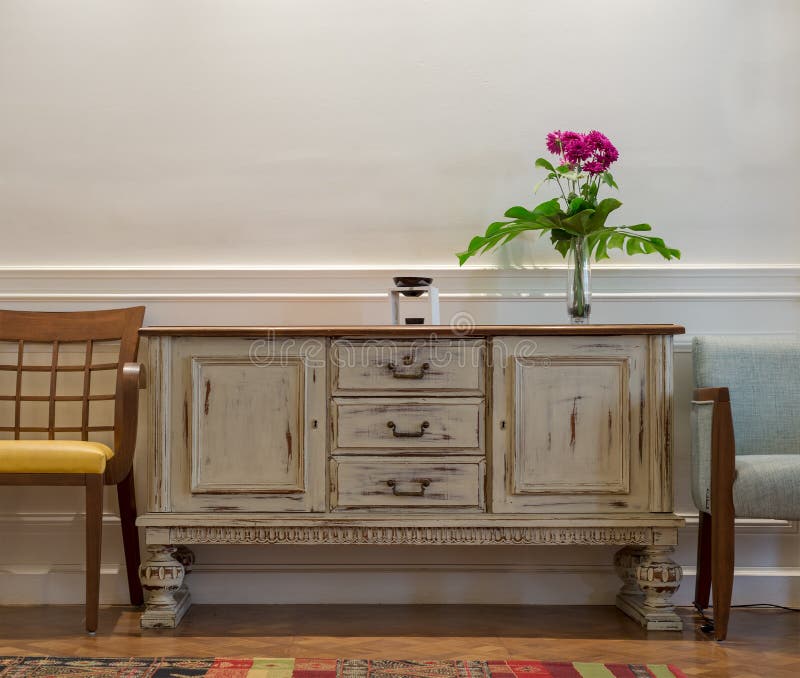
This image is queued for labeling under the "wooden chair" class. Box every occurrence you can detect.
[0,307,146,633]
[691,336,800,640]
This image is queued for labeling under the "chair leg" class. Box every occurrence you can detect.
[694,511,712,610]
[117,472,144,606]
[710,392,736,641]
[85,474,104,634]
[711,506,735,640]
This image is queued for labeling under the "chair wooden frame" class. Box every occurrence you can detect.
[692,386,736,641]
[0,307,146,633]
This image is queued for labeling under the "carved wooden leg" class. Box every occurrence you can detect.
[138,545,192,629]
[615,545,683,631]
[614,545,647,596]
[173,545,195,573]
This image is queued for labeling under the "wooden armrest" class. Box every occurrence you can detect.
[693,385,735,472]
[125,361,147,390]
[107,363,146,484]
[693,386,730,403]
[693,384,736,522]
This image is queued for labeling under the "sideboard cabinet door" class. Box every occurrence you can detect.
[491,336,657,513]
[165,337,327,512]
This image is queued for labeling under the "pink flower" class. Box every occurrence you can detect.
[564,137,592,163]
[546,131,564,155]
[545,130,582,157]
[579,130,619,173]
[560,131,582,145]
[546,129,619,173]
[583,160,608,174]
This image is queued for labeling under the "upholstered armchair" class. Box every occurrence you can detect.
[690,336,800,640]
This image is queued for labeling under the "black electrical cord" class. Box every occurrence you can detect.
[693,603,715,634]
[731,603,800,611]
[694,602,800,634]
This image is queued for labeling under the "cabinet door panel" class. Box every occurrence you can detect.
[492,336,648,513]
[168,337,326,512]
[511,356,629,494]
[191,358,305,494]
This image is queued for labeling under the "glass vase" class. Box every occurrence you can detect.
[567,235,591,324]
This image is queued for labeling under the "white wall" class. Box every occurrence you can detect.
[1,0,799,266]
[0,0,798,608]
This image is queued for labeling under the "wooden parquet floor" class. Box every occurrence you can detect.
[0,605,797,678]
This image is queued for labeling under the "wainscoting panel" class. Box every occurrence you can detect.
[0,265,798,606]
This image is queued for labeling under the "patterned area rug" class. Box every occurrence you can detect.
[0,657,686,677]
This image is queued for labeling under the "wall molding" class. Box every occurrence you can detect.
[0,512,121,527]
[0,265,797,302]
[676,512,798,534]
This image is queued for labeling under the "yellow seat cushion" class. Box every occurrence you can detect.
[0,440,113,474]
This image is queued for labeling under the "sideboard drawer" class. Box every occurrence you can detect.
[332,397,484,453]
[331,339,485,395]
[331,457,485,510]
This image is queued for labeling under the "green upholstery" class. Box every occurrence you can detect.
[691,336,800,520]
[733,455,800,520]
[690,399,713,513]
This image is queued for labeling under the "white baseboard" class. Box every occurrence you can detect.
[1,562,797,606]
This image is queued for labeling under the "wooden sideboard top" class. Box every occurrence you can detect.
[139,324,685,337]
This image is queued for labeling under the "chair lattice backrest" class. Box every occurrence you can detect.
[0,308,145,452]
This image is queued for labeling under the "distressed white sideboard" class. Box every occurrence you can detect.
[136,324,685,630]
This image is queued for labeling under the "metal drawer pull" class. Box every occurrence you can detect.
[387,420,430,438]
[387,478,431,496]
[387,358,430,379]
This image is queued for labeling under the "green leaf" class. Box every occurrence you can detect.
[535,157,556,173]
[586,197,622,232]
[504,206,533,219]
[532,197,562,216]
[595,234,610,261]
[567,197,592,216]
[608,232,626,250]
[554,238,571,257]
[479,234,504,253]
[537,214,563,231]
[562,209,595,235]
[581,181,599,204]
[550,228,573,242]
[626,238,644,255]
[467,235,487,251]
[501,230,527,246]
[626,223,652,232]
[485,221,508,237]
[602,172,619,189]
